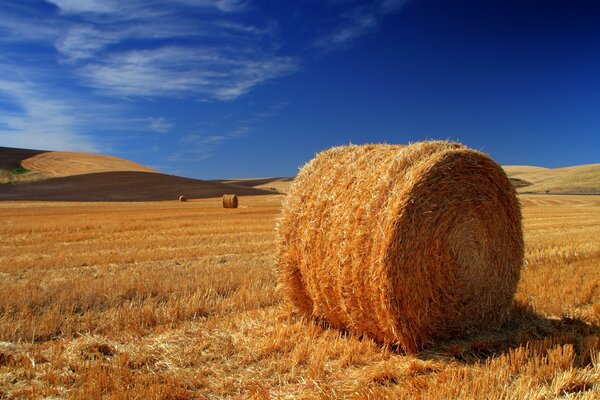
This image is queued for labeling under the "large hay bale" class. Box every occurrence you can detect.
[223,194,238,208]
[178,195,187,202]
[277,141,523,353]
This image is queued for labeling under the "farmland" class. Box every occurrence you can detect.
[1,194,599,399]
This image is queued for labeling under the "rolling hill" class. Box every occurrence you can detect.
[1,146,598,198]
[215,177,293,193]
[218,164,600,195]
[21,151,157,177]
[503,164,600,194]
[0,146,270,201]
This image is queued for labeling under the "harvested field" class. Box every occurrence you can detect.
[504,164,600,194]
[0,194,599,398]
[21,151,157,177]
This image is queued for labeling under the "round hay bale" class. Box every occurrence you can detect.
[178,195,187,202]
[223,194,238,208]
[277,140,523,353]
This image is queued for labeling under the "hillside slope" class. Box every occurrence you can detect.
[21,151,157,177]
[0,146,271,201]
[0,171,271,201]
[503,164,600,194]
[215,177,293,193]
[0,147,48,170]
[0,147,50,184]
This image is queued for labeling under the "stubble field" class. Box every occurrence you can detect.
[1,194,599,399]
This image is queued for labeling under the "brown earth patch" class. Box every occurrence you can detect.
[0,171,272,201]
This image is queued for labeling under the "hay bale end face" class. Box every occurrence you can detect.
[277,141,524,353]
[178,195,187,202]
[223,194,238,208]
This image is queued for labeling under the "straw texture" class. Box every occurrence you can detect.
[277,141,524,353]
[223,194,238,208]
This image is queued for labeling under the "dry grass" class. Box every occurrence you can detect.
[504,164,600,194]
[21,151,157,177]
[278,142,523,352]
[0,194,599,399]
[0,169,48,185]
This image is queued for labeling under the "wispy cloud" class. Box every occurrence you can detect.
[315,12,378,50]
[55,24,119,61]
[0,0,413,167]
[47,0,246,16]
[168,102,286,162]
[0,66,165,152]
[0,78,99,152]
[47,0,118,15]
[315,0,410,51]
[1,1,294,101]
[172,0,247,13]
[80,46,296,100]
[147,117,173,133]
[169,134,228,161]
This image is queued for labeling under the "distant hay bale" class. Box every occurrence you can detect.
[223,194,238,208]
[179,195,187,202]
[277,141,524,353]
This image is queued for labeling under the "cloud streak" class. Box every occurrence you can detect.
[80,46,296,100]
[0,77,100,152]
[315,0,411,51]
[0,1,295,102]
[0,0,412,166]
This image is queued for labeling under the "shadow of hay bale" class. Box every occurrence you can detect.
[418,301,600,367]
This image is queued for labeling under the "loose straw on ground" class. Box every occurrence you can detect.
[277,140,524,353]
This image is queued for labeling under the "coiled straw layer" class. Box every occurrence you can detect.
[223,194,238,208]
[277,141,523,353]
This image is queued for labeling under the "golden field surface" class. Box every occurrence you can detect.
[1,194,599,399]
[503,164,600,194]
[21,151,157,178]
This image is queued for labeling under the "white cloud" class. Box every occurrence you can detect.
[0,13,61,43]
[80,46,297,100]
[55,24,118,60]
[0,78,100,152]
[315,0,410,51]
[316,13,378,50]
[1,1,292,102]
[46,0,117,14]
[169,133,228,161]
[172,0,247,13]
[46,0,246,16]
[148,117,173,133]
[54,18,265,62]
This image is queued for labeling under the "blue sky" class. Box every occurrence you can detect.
[0,0,599,178]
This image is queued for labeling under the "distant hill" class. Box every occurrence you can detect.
[0,147,47,170]
[0,146,271,201]
[503,164,600,194]
[216,164,600,196]
[0,171,271,201]
[21,151,157,177]
[214,177,293,194]
[2,146,597,199]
